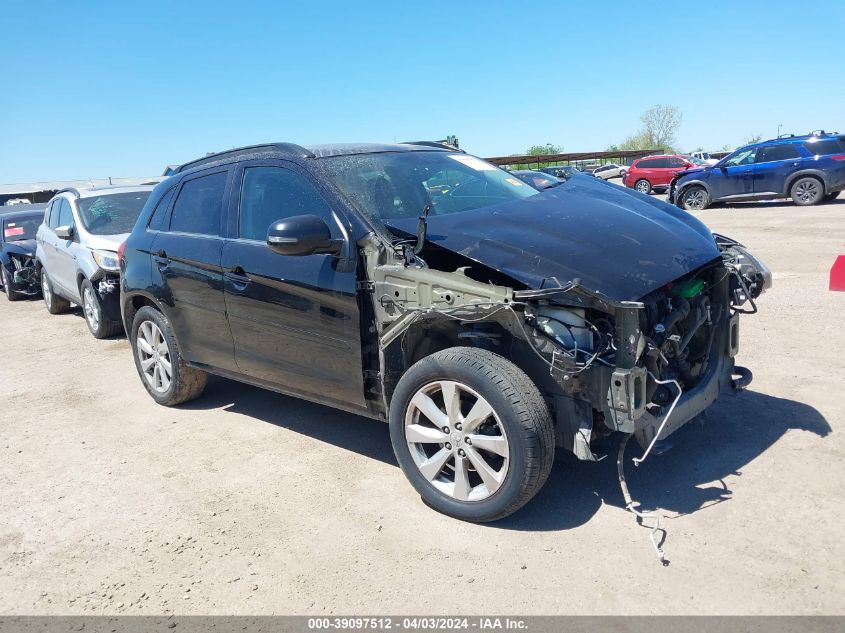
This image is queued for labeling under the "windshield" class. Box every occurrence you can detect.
[721,148,757,167]
[77,191,151,235]
[2,214,41,242]
[321,151,538,235]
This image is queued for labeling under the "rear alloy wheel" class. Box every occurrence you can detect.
[41,269,70,314]
[635,179,652,194]
[389,347,555,522]
[681,185,710,211]
[2,267,23,301]
[131,306,207,406]
[80,278,122,339]
[791,177,824,206]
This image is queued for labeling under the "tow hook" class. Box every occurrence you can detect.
[731,366,753,391]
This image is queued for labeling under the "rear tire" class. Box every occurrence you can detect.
[389,347,555,522]
[634,179,652,194]
[681,185,710,211]
[80,278,123,339]
[130,306,207,406]
[41,269,70,314]
[791,177,824,206]
[2,267,24,301]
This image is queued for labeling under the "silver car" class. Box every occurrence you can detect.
[36,185,153,338]
[591,163,627,180]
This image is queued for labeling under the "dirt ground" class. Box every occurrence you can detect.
[1,195,844,615]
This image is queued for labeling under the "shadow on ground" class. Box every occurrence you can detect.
[183,377,830,532]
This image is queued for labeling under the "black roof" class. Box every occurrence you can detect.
[176,142,447,174]
[0,203,46,220]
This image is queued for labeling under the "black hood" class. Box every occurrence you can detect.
[2,239,36,257]
[389,175,721,302]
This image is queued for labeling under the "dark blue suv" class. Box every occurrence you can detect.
[669,132,845,210]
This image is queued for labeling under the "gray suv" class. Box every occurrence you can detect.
[36,185,153,338]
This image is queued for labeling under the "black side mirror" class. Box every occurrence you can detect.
[267,214,341,257]
[56,225,74,240]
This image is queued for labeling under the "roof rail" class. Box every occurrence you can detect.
[54,187,81,198]
[401,141,465,153]
[777,133,795,139]
[175,143,316,174]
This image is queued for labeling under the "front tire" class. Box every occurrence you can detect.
[634,179,652,194]
[2,267,23,301]
[130,306,207,406]
[681,185,710,211]
[80,278,122,339]
[389,347,555,522]
[791,177,824,206]
[41,269,70,314]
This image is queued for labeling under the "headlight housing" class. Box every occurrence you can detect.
[92,249,120,272]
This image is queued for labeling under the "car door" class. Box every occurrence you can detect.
[51,198,80,298]
[710,147,757,200]
[220,160,367,410]
[753,143,803,196]
[149,167,237,371]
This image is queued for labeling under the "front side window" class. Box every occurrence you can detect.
[77,191,151,235]
[169,172,227,236]
[47,200,61,229]
[239,166,333,241]
[667,157,687,168]
[322,151,537,236]
[57,199,75,228]
[757,144,801,163]
[722,148,757,167]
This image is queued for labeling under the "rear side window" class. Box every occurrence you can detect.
[757,144,801,163]
[148,186,177,231]
[803,139,845,156]
[637,159,656,168]
[238,166,333,241]
[169,172,227,236]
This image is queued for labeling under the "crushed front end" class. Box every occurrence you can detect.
[3,252,40,296]
[514,236,771,459]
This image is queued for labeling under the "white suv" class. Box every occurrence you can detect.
[36,185,152,338]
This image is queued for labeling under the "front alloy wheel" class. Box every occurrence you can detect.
[136,320,173,394]
[82,285,100,333]
[405,380,509,502]
[389,347,555,522]
[681,186,709,211]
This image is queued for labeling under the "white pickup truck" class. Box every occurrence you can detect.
[690,151,719,165]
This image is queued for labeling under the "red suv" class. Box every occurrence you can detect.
[623,155,695,194]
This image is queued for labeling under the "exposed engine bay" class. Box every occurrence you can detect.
[358,230,771,462]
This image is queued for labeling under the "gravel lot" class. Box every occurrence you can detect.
[1,193,843,615]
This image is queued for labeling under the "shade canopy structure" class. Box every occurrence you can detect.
[484,148,664,167]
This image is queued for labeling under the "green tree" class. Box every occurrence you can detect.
[526,143,562,156]
[612,105,683,153]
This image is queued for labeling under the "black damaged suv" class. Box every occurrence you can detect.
[121,142,771,522]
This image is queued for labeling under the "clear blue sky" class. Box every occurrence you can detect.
[2,0,844,182]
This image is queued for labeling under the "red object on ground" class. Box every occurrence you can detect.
[830,255,845,291]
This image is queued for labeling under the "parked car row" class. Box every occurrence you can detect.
[669,132,845,210]
[2,141,772,524]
